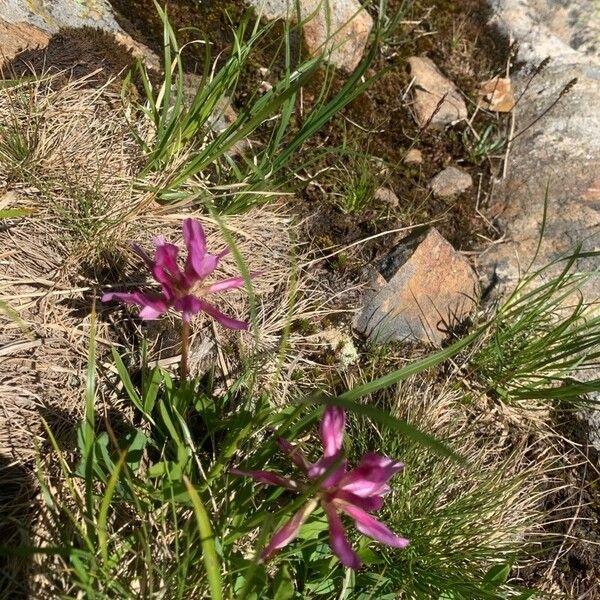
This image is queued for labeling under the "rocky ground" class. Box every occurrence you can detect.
[1,0,599,596]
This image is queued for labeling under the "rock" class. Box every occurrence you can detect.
[484,0,600,456]
[430,167,473,198]
[247,0,296,20]
[355,228,478,345]
[478,76,515,112]
[404,148,423,164]
[0,19,50,63]
[487,0,600,67]
[303,0,372,72]
[0,0,157,69]
[480,0,600,300]
[374,187,400,207]
[247,0,373,72]
[408,56,468,128]
[583,407,600,452]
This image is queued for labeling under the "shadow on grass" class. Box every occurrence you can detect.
[0,454,34,600]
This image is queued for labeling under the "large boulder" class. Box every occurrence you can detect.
[0,0,156,68]
[247,0,373,72]
[483,0,600,449]
[480,0,600,299]
[355,228,479,346]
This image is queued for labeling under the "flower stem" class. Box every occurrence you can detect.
[180,320,190,383]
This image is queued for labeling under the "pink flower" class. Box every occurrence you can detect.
[102,218,257,328]
[232,406,409,569]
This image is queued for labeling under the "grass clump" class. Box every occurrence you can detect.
[128,2,386,213]
[333,151,380,215]
[471,250,600,407]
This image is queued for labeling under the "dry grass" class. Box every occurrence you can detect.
[0,73,327,466]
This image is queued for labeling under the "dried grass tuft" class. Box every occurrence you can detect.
[0,72,326,466]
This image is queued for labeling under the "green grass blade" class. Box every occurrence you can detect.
[0,208,34,218]
[84,308,97,532]
[98,450,127,564]
[324,397,462,461]
[339,328,484,403]
[183,476,223,600]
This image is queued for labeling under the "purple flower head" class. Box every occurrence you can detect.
[102,218,258,329]
[232,406,409,569]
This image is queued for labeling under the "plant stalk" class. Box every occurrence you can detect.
[180,319,190,383]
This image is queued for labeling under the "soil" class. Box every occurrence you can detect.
[4,26,138,88]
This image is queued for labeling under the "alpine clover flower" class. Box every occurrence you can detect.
[232,406,409,569]
[102,218,257,329]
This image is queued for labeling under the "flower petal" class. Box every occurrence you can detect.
[130,243,154,269]
[261,500,317,561]
[152,241,182,294]
[174,295,203,322]
[183,219,220,280]
[308,455,346,489]
[333,490,384,512]
[339,453,403,498]
[205,272,261,295]
[188,253,219,281]
[277,438,310,473]
[340,503,409,549]
[324,502,361,569]
[320,406,345,458]
[182,218,206,258]
[198,300,248,330]
[153,241,179,275]
[102,292,168,320]
[230,468,298,490]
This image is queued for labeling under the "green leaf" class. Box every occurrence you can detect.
[296,517,328,540]
[123,429,149,474]
[143,366,162,414]
[98,450,127,564]
[273,564,294,600]
[483,563,511,586]
[515,590,537,600]
[183,477,223,600]
[83,309,97,541]
[0,208,33,218]
[111,348,148,417]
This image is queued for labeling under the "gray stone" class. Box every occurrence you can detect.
[484,0,600,445]
[355,228,478,346]
[487,0,600,66]
[480,1,600,299]
[583,406,600,452]
[1,0,122,33]
[430,167,473,198]
[408,56,468,128]
[247,0,373,72]
[374,187,400,207]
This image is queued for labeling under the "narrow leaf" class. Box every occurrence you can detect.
[183,477,223,600]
